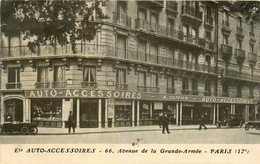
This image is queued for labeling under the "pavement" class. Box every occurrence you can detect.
[38,124,219,135]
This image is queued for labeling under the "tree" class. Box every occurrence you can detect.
[1,0,108,53]
[230,1,260,22]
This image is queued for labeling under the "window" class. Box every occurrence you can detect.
[183,25,189,41]
[182,77,189,95]
[238,16,242,27]
[150,12,159,24]
[206,56,211,66]
[150,43,158,63]
[167,76,174,90]
[138,39,147,62]
[206,6,212,20]
[138,72,146,87]
[117,1,127,15]
[37,67,49,88]
[206,31,211,41]
[192,79,198,91]
[222,81,229,96]
[167,18,175,30]
[116,69,126,90]
[249,86,254,98]
[53,66,65,88]
[236,85,242,97]
[138,8,147,20]
[238,40,242,49]
[7,67,20,89]
[205,80,211,95]
[223,35,228,44]
[83,66,96,87]
[223,10,229,25]
[250,44,254,53]
[150,73,158,91]
[117,34,126,58]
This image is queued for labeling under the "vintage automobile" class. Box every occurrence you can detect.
[245,121,260,131]
[0,122,38,135]
[222,114,245,128]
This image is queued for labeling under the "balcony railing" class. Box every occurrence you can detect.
[166,88,175,94]
[6,82,22,89]
[35,82,50,88]
[221,44,232,59]
[166,1,178,13]
[81,82,97,88]
[204,15,213,26]
[116,83,128,90]
[113,12,131,28]
[248,52,257,62]
[224,69,260,82]
[235,49,246,60]
[137,86,149,92]
[181,89,190,95]
[149,87,159,92]
[191,90,199,95]
[52,82,67,88]
[237,26,243,34]
[181,5,203,21]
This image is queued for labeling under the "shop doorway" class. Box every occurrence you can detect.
[4,99,23,122]
[80,99,98,128]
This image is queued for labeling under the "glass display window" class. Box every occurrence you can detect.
[115,100,132,127]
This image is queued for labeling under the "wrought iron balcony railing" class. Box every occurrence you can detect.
[35,82,50,88]
[115,83,128,90]
[81,82,97,88]
[181,5,203,20]
[166,88,175,94]
[52,82,67,88]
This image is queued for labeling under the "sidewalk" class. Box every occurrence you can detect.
[38,124,218,135]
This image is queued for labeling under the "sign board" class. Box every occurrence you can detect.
[154,102,163,110]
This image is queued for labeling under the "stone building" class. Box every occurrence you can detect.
[0,1,260,128]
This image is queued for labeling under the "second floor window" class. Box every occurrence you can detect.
[237,85,242,97]
[83,66,96,83]
[182,77,189,90]
[37,67,48,83]
[205,80,211,93]
[192,79,198,91]
[223,81,229,96]
[7,67,20,89]
[54,66,65,82]
[167,76,174,89]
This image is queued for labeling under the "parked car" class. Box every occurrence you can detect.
[223,114,245,128]
[0,122,38,135]
[245,121,260,131]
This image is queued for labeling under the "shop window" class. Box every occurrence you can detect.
[167,76,175,94]
[36,66,49,88]
[117,34,127,58]
[137,71,146,91]
[7,67,21,89]
[139,101,152,126]
[116,69,127,90]
[115,100,132,127]
[150,73,158,92]
[31,99,62,128]
[53,66,66,88]
[82,66,96,87]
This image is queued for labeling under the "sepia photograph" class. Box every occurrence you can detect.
[0,0,260,163]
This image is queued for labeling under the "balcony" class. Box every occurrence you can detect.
[181,5,203,24]
[224,69,260,82]
[221,44,232,60]
[166,1,178,14]
[248,52,257,65]
[116,83,128,90]
[52,82,67,88]
[181,89,190,95]
[204,15,213,28]
[81,82,97,88]
[6,82,22,89]
[191,90,199,95]
[166,88,175,94]
[222,20,231,34]
[235,49,246,63]
[113,12,131,28]
[137,86,159,92]
[35,82,50,88]
[204,91,211,96]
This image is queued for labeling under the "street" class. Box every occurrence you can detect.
[0,128,259,144]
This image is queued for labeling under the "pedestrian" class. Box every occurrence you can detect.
[159,113,171,134]
[198,114,207,130]
[68,111,75,134]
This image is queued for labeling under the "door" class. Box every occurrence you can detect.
[80,99,98,128]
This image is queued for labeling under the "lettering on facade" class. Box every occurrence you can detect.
[26,89,142,99]
[201,97,254,104]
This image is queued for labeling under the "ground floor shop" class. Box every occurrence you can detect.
[1,89,259,128]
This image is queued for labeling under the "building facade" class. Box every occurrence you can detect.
[1,1,260,128]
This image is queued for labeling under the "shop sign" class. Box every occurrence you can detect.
[201,97,255,104]
[182,102,194,107]
[107,99,115,119]
[154,102,163,110]
[115,100,132,106]
[25,89,141,99]
[142,104,149,110]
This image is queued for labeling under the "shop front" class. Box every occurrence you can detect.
[4,99,23,122]
[80,99,98,128]
[114,99,132,127]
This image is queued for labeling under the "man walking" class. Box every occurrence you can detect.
[198,114,207,130]
[159,113,170,134]
[68,111,75,134]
